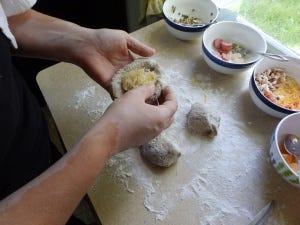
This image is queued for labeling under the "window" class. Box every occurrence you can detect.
[214,0,300,56]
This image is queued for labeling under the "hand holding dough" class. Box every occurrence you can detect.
[111,58,164,104]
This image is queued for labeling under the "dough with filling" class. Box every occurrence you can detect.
[187,103,220,138]
[139,135,181,167]
[111,58,164,104]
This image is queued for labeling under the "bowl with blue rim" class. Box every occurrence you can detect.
[249,57,300,118]
[269,112,300,188]
[202,21,267,74]
[162,0,219,41]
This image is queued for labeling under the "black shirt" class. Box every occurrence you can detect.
[0,32,55,200]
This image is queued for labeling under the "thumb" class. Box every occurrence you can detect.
[130,84,155,100]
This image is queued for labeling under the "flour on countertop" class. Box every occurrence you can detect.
[73,59,293,224]
[74,85,96,109]
[73,82,111,122]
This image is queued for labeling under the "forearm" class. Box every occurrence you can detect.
[8,9,156,90]
[8,9,89,63]
[0,120,115,225]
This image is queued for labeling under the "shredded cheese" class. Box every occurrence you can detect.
[121,68,158,91]
[255,67,300,110]
[273,76,300,110]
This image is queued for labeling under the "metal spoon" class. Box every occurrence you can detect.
[247,201,273,225]
[258,52,289,61]
[283,134,300,181]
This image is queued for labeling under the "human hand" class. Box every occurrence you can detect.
[8,11,154,92]
[86,84,178,155]
[71,28,155,91]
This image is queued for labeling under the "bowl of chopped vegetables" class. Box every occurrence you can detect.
[249,57,300,118]
[162,0,219,41]
[202,21,267,74]
[269,112,300,188]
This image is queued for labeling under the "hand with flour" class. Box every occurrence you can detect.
[71,29,156,91]
[86,84,178,155]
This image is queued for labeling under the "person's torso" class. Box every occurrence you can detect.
[0,32,53,199]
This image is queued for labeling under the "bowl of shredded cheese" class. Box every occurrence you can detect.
[162,0,219,40]
[249,57,300,118]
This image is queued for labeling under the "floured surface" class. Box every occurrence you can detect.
[37,21,300,225]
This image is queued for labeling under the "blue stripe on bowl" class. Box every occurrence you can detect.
[202,42,255,69]
[163,13,209,32]
[250,74,296,114]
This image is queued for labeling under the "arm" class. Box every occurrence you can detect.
[0,85,178,225]
[8,9,155,90]
[3,9,177,225]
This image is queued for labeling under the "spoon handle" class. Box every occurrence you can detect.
[259,53,289,61]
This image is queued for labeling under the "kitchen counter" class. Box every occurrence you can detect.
[37,20,300,225]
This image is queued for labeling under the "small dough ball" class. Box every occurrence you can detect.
[111,58,164,104]
[139,135,181,167]
[187,103,220,138]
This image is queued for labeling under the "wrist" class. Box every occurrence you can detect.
[81,118,119,158]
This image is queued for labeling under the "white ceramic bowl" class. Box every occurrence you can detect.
[249,57,300,118]
[270,112,300,188]
[162,0,219,41]
[202,21,267,74]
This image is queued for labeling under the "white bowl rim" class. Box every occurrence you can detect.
[273,112,300,177]
[250,57,300,115]
[250,72,298,114]
[202,21,267,67]
[202,42,257,69]
[203,49,251,74]
[162,13,212,32]
[162,0,219,32]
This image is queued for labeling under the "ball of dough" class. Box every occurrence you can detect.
[111,58,164,104]
[187,103,220,138]
[139,135,181,167]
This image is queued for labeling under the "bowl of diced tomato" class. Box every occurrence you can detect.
[202,21,267,74]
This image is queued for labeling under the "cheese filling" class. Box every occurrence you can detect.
[121,68,158,91]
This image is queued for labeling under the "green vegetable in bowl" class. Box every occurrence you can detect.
[170,6,204,26]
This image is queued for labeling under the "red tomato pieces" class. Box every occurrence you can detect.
[212,38,233,61]
[220,41,232,53]
[213,38,223,49]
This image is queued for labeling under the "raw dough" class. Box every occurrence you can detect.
[111,58,164,104]
[139,135,181,167]
[187,103,220,138]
